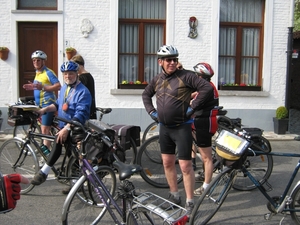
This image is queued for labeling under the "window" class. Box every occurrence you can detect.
[118,0,166,88]
[18,0,57,10]
[219,0,265,90]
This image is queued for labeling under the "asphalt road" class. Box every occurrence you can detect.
[1,140,300,225]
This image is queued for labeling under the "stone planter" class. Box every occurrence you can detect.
[273,117,289,134]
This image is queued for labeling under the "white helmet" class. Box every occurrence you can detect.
[31,50,47,60]
[157,45,179,58]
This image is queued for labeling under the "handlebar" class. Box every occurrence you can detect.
[56,117,113,148]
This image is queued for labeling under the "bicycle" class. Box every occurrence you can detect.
[137,113,273,190]
[190,128,300,225]
[0,106,116,198]
[61,117,189,225]
[96,106,138,164]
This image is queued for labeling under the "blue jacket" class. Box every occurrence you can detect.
[56,81,91,128]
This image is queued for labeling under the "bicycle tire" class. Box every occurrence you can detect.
[290,183,300,224]
[141,121,159,143]
[232,136,273,191]
[0,137,38,194]
[127,206,156,225]
[125,137,137,164]
[137,135,183,188]
[62,165,116,225]
[190,167,236,225]
[66,157,117,207]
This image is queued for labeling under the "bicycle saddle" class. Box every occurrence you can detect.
[96,107,112,114]
[113,160,142,180]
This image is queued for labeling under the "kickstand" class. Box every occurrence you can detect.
[279,213,287,225]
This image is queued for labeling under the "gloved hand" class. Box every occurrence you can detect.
[186,107,195,119]
[0,173,29,212]
[150,110,159,123]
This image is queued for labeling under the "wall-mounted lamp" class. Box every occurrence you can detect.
[80,18,94,38]
[188,16,198,39]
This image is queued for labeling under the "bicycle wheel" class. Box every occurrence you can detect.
[233,137,273,191]
[290,183,300,224]
[137,135,183,188]
[62,165,116,225]
[141,121,159,143]
[125,137,137,164]
[127,207,156,225]
[66,157,116,207]
[190,167,236,225]
[0,137,38,194]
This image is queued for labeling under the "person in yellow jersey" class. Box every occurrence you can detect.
[23,50,61,150]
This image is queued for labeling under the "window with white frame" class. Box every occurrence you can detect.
[219,0,265,90]
[118,0,166,88]
[18,0,57,10]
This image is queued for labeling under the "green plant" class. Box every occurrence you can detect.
[0,47,8,51]
[275,106,288,119]
[65,47,76,52]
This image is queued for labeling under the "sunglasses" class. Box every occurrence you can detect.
[164,58,178,63]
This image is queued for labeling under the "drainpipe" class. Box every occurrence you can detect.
[286,0,295,109]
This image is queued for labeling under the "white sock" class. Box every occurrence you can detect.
[41,164,51,175]
[203,182,209,189]
[186,199,194,204]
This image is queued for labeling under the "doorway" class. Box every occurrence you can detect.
[18,22,58,97]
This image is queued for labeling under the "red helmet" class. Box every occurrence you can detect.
[193,62,214,77]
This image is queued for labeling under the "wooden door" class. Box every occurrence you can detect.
[18,22,58,98]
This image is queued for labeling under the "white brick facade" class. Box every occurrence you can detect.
[0,0,294,131]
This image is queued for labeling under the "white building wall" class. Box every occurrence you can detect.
[0,0,294,131]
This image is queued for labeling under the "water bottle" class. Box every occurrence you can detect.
[40,144,50,156]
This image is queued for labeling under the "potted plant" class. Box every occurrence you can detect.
[119,80,148,89]
[0,47,9,60]
[65,47,77,60]
[273,106,289,134]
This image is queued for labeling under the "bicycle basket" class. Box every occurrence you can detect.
[7,105,39,126]
[215,130,250,161]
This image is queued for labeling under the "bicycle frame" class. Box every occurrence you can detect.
[68,157,126,225]
[242,150,300,213]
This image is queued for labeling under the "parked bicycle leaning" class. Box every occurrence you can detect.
[31,61,92,186]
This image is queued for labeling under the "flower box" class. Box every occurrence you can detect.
[119,84,148,89]
[219,86,261,91]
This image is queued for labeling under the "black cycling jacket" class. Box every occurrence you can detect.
[142,69,214,126]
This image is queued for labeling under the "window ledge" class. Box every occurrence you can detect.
[11,10,63,14]
[111,89,270,97]
[219,90,269,97]
[110,89,144,95]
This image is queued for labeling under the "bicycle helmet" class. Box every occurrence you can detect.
[157,45,179,59]
[31,50,47,60]
[60,61,79,72]
[193,62,214,77]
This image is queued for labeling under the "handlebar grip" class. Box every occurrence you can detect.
[56,117,86,132]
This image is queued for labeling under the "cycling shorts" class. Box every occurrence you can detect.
[194,116,217,147]
[41,112,54,126]
[159,123,192,160]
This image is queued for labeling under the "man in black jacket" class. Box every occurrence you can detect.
[142,44,214,217]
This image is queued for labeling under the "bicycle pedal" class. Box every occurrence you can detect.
[264,213,274,220]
